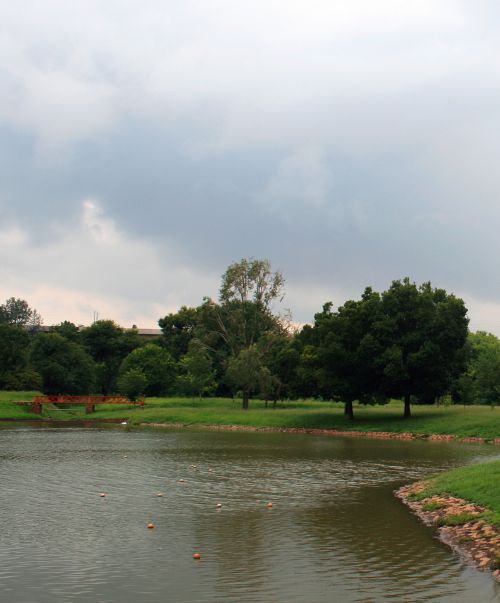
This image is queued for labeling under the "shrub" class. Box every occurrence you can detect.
[117,368,147,401]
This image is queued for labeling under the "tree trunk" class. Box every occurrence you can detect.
[344,400,354,420]
[403,393,411,418]
[242,390,249,410]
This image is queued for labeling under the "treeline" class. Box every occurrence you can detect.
[1,259,499,418]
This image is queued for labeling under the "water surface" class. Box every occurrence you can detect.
[0,427,499,603]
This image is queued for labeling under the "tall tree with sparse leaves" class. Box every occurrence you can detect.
[200,258,286,408]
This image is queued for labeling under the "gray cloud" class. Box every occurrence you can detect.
[2,1,500,331]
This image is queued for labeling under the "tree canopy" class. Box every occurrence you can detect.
[0,297,42,330]
[30,333,95,395]
[201,258,287,408]
[81,320,141,394]
[0,269,473,417]
[374,279,469,417]
[119,343,176,397]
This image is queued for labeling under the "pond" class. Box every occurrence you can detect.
[0,427,499,603]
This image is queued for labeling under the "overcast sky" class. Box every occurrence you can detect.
[2,1,500,331]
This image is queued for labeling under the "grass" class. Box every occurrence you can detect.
[435,512,479,526]
[416,461,500,527]
[0,391,500,439]
[421,500,446,511]
[0,390,42,420]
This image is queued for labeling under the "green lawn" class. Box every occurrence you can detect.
[0,390,41,419]
[1,391,500,439]
[411,461,500,527]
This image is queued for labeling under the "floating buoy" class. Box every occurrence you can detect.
[179,479,184,483]
[156,492,163,497]
[100,492,106,497]
[266,502,273,508]
[208,468,212,472]
[147,523,155,529]
[121,421,127,426]
[216,503,222,509]
[192,552,201,560]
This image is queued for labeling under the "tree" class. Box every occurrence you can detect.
[176,341,216,398]
[81,320,141,394]
[200,258,286,408]
[158,306,200,360]
[50,321,81,343]
[219,258,284,308]
[453,332,500,407]
[374,279,469,418]
[310,289,387,419]
[117,368,147,401]
[284,325,321,399]
[0,297,42,330]
[0,324,32,389]
[119,343,176,397]
[30,333,95,395]
[225,345,270,409]
[2,368,42,391]
[255,330,296,405]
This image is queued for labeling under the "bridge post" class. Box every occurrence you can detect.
[29,402,42,415]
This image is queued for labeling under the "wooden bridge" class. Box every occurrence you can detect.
[19,395,145,415]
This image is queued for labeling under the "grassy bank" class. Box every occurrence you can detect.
[408,461,500,526]
[1,391,500,439]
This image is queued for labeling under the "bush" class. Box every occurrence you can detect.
[2,369,43,391]
[117,368,147,401]
[30,333,96,395]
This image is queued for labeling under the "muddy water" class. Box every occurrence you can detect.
[0,427,499,603]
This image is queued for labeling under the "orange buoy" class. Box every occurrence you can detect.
[192,552,201,560]
[266,502,273,508]
[147,522,155,529]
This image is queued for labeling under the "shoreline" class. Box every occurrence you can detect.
[396,481,500,582]
[1,416,499,445]
[137,421,500,444]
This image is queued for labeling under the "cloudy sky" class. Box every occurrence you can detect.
[2,0,500,332]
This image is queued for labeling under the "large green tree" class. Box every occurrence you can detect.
[453,331,500,407]
[374,279,469,418]
[81,320,141,394]
[49,321,81,343]
[158,306,200,360]
[310,288,386,419]
[0,324,34,389]
[119,343,176,396]
[175,341,216,398]
[30,333,95,395]
[225,345,271,409]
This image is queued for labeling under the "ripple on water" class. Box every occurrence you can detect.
[0,428,499,603]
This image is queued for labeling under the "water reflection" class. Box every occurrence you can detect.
[0,428,498,602]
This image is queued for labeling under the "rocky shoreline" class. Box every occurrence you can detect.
[139,422,500,445]
[396,481,500,582]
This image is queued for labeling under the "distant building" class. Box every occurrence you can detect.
[129,328,163,340]
[39,325,163,340]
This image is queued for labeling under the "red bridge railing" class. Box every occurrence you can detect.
[25,395,145,415]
